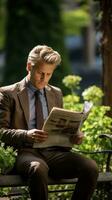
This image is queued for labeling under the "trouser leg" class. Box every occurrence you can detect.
[15,152,49,200]
[28,160,48,200]
[42,149,98,200]
[71,156,98,200]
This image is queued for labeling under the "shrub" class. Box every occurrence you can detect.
[0,142,16,196]
[0,143,16,175]
[63,75,112,171]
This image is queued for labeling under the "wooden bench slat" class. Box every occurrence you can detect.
[0,175,26,187]
[97,172,112,182]
[0,172,112,187]
[0,175,78,187]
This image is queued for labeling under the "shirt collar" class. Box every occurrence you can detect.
[25,77,44,95]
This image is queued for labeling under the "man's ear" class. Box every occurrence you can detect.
[26,62,32,71]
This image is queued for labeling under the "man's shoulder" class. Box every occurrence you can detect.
[46,84,62,94]
[0,83,17,93]
[0,78,25,93]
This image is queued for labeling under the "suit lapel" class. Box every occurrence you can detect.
[45,85,56,113]
[17,79,29,127]
[16,81,57,127]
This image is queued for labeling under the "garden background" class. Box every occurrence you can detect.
[0,0,112,199]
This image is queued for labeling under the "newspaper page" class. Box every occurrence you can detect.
[33,101,93,148]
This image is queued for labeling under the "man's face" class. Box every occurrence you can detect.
[28,62,56,89]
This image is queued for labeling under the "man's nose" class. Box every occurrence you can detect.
[41,73,46,80]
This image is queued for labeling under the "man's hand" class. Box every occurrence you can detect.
[71,131,84,145]
[27,129,48,143]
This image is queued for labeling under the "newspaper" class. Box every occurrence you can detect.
[33,101,93,148]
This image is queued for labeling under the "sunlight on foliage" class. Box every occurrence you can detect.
[63,94,80,110]
[62,8,90,35]
[62,75,82,95]
[82,85,104,105]
[62,74,112,172]
[0,143,16,174]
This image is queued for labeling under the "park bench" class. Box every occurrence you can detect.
[0,171,112,197]
[0,134,112,198]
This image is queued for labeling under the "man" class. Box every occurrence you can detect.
[0,45,98,200]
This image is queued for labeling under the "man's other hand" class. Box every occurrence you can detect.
[71,131,84,145]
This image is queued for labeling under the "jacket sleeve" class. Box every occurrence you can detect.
[0,91,28,148]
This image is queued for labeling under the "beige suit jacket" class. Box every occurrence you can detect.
[0,78,63,149]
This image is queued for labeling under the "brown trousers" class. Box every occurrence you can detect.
[15,147,98,200]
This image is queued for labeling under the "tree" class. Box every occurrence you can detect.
[4,0,71,93]
[100,0,112,116]
[0,0,6,50]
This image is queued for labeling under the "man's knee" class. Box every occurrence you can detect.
[29,160,49,180]
[85,159,99,179]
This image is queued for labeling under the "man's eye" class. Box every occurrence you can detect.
[37,71,42,75]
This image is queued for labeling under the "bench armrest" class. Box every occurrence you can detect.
[99,133,112,140]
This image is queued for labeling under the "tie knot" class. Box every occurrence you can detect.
[35,90,40,97]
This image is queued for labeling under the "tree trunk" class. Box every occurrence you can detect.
[100,0,112,116]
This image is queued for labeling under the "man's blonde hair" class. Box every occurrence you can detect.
[27,45,61,67]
